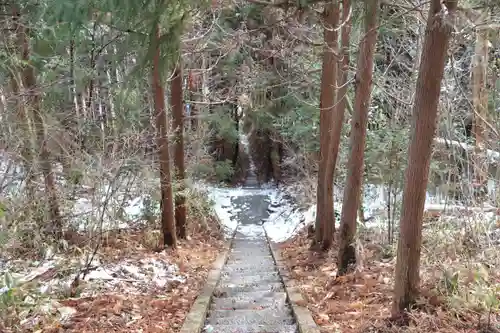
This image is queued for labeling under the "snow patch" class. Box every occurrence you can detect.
[204,185,274,235]
[238,224,265,239]
[263,190,314,243]
[1,255,184,297]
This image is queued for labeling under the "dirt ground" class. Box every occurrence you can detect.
[30,228,224,333]
[278,226,500,333]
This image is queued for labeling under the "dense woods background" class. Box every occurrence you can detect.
[0,0,499,332]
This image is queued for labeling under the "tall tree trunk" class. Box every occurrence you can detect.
[471,19,489,201]
[187,69,198,131]
[321,0,352,251]
[20,18,62,238]
[337,0,379,274]
[152,24,177,248]
[69,38,80,122]
[10,6,35,200]
[392,0,458,317]
[86,21,97,120]
[313,1,340,248]
[171,63,187,239]
[106,67,118,156]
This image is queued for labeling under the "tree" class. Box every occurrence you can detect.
[321,0,352,251]
[313,0,340,248]
[471,11,489,201]
[337,0,379,275]
[392,0,458,317]
[15,5,62,238]
[152,23,177,248]
[9,6,35,200]
[171,63,187,239]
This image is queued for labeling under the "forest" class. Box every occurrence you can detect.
[0,0,499,332]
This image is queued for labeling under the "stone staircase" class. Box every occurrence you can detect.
[203,228,297,333]
[243,168,260,188]
[203,189,298,333]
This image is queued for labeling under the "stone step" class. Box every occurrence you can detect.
[209,308,292,319]
[215,282,284,295]
[230,249,272,256]
[231,241,269,247]
[222,265,278,275]
[228,253,273,259]
[232,240,269,251]
[211,294,287,310]
[220,270,280,280]
[219,273,282,285]
[229,254,273,261]
[232,239,268,244]
[224,261,276,269]
[226,258,275,266]
[206,309,295,326]
[230,246,269,252]
[216,290,287,299]
[203,324,297,333]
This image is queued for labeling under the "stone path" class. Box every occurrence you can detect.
[203,188,298,333]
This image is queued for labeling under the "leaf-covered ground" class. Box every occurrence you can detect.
[59,232,223,333]
[279,221,500,333]
[2,227,224,333]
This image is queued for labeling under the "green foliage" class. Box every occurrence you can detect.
[209,105,239,143]
[272,101,320,152]
[439,263,500,319]
[365,125,409,184]
[0,271,17,306]
[214,160,235,182]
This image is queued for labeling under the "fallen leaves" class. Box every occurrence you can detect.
[36,230,224,333]
[278,228,500,333]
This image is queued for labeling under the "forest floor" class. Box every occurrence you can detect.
[3,172,500,333]
[1,226,224,333]
[58,229,224,333]
[278,213,500,333]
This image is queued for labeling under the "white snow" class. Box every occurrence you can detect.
[263,190,315,242]
[1,255,184,297]
[205,184,316,242]
[434,137,500,161]
[203,185,275,235]
[238,224,266,239]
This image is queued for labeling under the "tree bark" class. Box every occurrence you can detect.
[320,0,351,251]
[313,1,340,248]
[337,0,379,274]
[10,6,35,201]
[471,19,489,201]
[171,64,187,239]
[392,0,458,317]
[152,24,177,248]
[20,17,62,238]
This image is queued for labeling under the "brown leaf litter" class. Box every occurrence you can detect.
[38,230,224,333]
[278,226,500,333]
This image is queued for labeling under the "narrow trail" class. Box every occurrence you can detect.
[203,186,299,333]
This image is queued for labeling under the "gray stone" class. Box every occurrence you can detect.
[222,265,278,275]
[203,324,297,333]
[202,186,301,333]
[211,294,287,310]
[219,272,281,284]
[215,282,284,295]
[207,312,295,326]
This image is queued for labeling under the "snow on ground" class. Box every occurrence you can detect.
[71,192,148,232]
[1,254,185,298]
[434,137,500,161]
[263,190,315,242]
[206,181,500,244]
[205,184,316,242]
[202,185,275,235]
